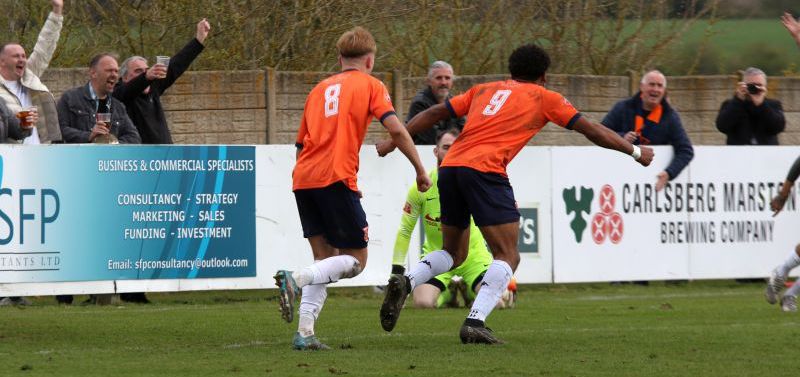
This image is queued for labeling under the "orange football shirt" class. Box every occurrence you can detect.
[293,69,395,191]
[442,80,580,175]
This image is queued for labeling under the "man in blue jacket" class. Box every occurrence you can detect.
[602,70,694,191]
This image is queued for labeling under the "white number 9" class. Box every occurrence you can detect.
[482,90,511,116]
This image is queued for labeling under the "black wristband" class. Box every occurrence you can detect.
[391,264,405,275]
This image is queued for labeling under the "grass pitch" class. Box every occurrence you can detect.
[0,281,797,376]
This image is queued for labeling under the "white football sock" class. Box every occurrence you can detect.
[777,251,800,278]
[407,250,453,290]
[298,282,327,337]
[467,260,512,323]
[292,255,362,288]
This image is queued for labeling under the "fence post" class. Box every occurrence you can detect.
[265,67,277,144]
[392,69,404,122]
[627,69,640,96]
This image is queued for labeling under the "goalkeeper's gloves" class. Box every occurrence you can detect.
[391,264,406,275]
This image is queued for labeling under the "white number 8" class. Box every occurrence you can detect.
[324,84,341,117]
[482,90,511,116]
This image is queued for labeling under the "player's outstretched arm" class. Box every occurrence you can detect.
[376,103,450,157]
[782,12,800,49]
[572,116,654,166]
[383,115,432,192]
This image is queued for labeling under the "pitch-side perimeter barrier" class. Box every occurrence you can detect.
[0,145,797,296]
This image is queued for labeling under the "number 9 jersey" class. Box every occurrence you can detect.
[293,69,396,191]
[442,80,581,176]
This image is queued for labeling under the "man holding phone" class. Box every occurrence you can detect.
[715,67,785,146]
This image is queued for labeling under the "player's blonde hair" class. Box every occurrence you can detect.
[336,27,377,58]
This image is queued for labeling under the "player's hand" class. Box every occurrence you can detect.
[771,194,788,216]
[376,139,396,157]
[416,173,432,192]
[782,12,800,39]
[655,171,669,192]
[623,131,638,143]
[636,146,654,166]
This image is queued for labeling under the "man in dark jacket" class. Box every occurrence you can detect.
[406,61,465,145]
[715,67,785,145]
[113,19,209,304]
[113,18,210,144]
[57,53,141,144]
[602,70,694,191]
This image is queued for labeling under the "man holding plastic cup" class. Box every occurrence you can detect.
[0,0,64,145]
[114,18,211,145]
[57,53,140,144]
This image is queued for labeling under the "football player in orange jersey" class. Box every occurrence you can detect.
[377,44,653,344]
[274,27,430,350]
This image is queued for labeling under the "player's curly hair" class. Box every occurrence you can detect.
[508,44,550,82]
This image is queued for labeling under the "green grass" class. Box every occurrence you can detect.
[0,281,798,376]
[664,19,800,75]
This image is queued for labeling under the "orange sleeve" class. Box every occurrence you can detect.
[295,114,308,148]
[543,90,581,129]
[370,80,396,123]
[445,86,477,118]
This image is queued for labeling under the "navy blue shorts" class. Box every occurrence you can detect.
[438,166,519,228]
[294,181,369,249]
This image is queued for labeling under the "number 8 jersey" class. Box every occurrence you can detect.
[293,69,396,191]
[442,80,581,176]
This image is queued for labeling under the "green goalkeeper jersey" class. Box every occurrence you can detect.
[392,168,492,266]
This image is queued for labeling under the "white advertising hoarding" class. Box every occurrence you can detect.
[507,148,553,283]
[551,146,692,282]
[686,146,800,279]
[3,144,800,296]
[257,145,437,288]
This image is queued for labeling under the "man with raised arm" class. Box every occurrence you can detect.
[114,18,211,145]
[0,0,64,145]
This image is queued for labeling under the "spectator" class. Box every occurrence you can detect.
[57,53,141,144]
[114,18,211,144]
[56,53,140,305]
[406,61,465,145]
[0,0,63,144]
[715,67,785,145]
[602,70,694,192]
[0,0,63,306]
[112,18,210,304]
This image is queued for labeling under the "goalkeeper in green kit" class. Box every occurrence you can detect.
[390,128,515,309]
